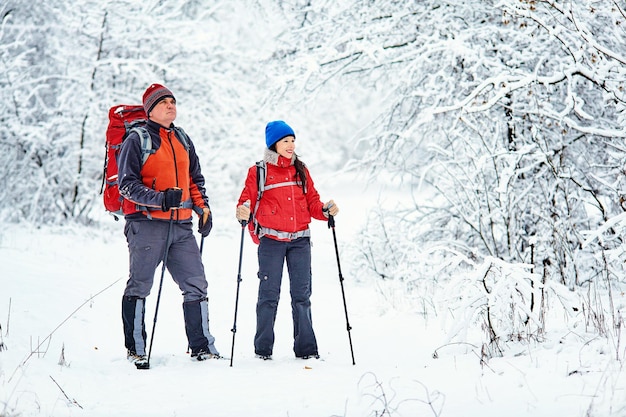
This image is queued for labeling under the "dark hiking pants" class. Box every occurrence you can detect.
[254,236,318,357]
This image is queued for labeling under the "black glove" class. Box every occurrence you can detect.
[161,188,182,211]
[198,208,213,237]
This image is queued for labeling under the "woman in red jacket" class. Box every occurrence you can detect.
[236,120,339,360]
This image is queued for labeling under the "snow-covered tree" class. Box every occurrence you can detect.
[0,0,275,223]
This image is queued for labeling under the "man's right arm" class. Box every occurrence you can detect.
[117,133,162,210]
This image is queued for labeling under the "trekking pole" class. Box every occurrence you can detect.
[230,202,249,367]
[326,210,356,365]
[146,212,175,367]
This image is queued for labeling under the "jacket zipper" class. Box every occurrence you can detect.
[167,131,180,220]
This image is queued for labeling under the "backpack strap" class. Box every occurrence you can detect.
[251,160,267,236]
[173,126,191,151]
[128,126,155,165]
[256,160,266,202]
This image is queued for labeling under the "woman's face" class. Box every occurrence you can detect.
[275,135,295,159]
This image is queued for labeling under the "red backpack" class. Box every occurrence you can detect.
[101,104,152,219]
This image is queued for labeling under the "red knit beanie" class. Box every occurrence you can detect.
[142,83,175,116]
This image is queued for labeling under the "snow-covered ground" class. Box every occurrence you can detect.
[1,174,625,416]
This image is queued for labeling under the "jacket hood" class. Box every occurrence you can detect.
[264,148,295,167]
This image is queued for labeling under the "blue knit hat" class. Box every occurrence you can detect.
[265,120,295,148]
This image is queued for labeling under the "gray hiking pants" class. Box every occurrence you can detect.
[123,220,207,300]
[122,219,218,356]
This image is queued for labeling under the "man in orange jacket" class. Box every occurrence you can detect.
[118,83,218,368]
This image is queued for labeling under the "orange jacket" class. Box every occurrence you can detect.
[118,120,209,221]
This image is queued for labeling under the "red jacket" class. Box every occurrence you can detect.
[237,149,327,242]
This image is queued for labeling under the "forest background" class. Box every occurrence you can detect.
[1,1,626,415]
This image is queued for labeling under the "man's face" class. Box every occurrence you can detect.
[149,97,177,127]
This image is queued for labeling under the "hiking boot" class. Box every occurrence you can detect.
[191,351,222,361]
[127,350,149,369]
[256,354,272,361]
[298,354,320,360]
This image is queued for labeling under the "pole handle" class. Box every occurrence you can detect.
[323,204,335,228]
[239,201,251,226]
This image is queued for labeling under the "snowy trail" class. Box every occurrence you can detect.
[0,176,428,417]
[0,241,417,417]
